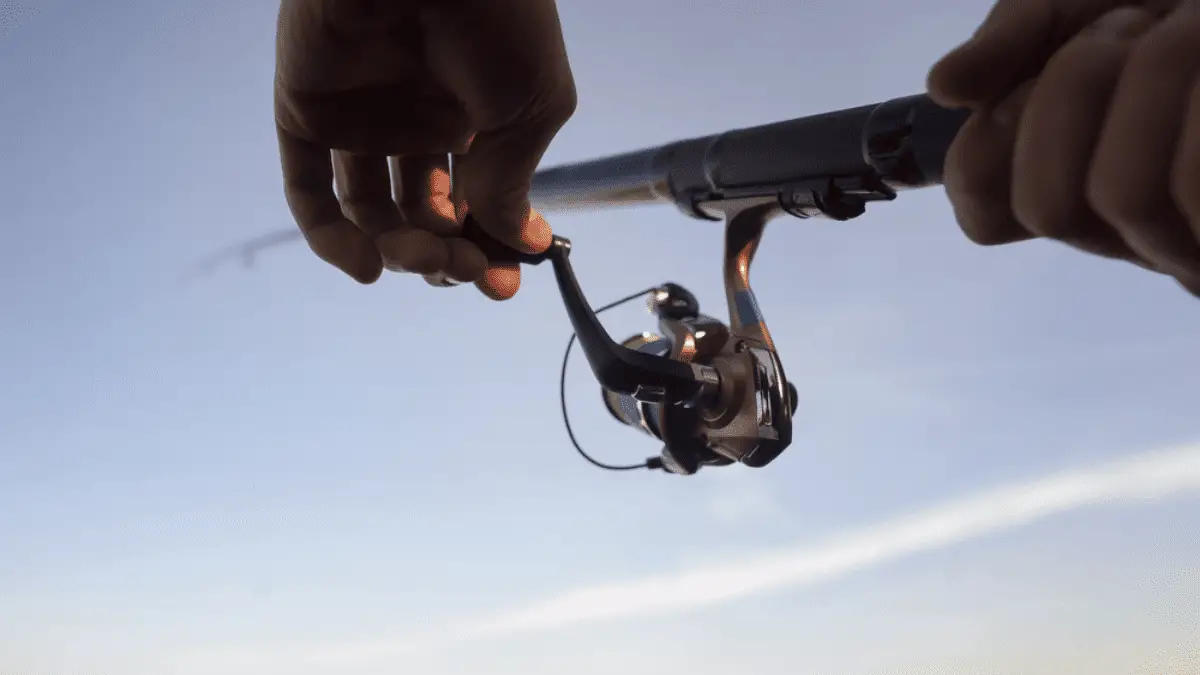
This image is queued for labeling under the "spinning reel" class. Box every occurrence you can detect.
[460,93,968,475]
[597,277,800,475]
[461,199,797,476]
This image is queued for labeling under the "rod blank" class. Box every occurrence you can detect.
[529,94,969,218]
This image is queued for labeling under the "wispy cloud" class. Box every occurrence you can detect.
[199,443,1200,671]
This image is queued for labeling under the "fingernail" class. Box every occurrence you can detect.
[523,208,553,253]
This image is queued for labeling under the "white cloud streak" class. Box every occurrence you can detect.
[201,443,1200,671]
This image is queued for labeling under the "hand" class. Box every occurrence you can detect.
[926,0,1200,296]
[274,0,577,299]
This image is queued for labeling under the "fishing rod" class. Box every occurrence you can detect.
[200,93,969,476]
[458,93,970,476]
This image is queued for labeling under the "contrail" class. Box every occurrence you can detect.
[206,443,1200,669]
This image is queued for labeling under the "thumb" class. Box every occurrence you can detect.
[926,0,1152,108]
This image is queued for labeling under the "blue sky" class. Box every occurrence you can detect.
[2,0,1199,673]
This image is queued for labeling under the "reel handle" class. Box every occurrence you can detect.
[459,214,715,406]
[460,210,792,474]
[459,214,559,267]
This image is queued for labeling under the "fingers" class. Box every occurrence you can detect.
[943,82,1037,247]
[392,154,488,284]
[420,0,573,255]
[331,151,398,240]
[1176,73,1200,241]
[1010,7,1155,261]
[928,0,1058,107]
[1087,0,1200,289]
[941,1,1200,297]
[335,151,454,276]
[1176,78,1200,295]
[284,140,490,284]
[449,154,524,301]
[277,121,383,284]
[393,154,459,236]
[927,0,1177,109]
[473,265,523,301]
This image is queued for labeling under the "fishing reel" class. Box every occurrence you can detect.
[462,197,797,476]
[598,280,800,474]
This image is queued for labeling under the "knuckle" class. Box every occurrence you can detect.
[404,206,459,237]
[466,185,527,227]
[1083,6,1157,41]
[959,224,1009,247]
[337,197,374,224]
[340,200,399,235]
[1040,38,1127,96]
[944,128,1022,246]
[1129,12,1200,69]
[961,226,1016,247]
[281,166,329,199]
[503,79,577,134]
[1086,169,1159,225]
[337,194,374,218]
[955,203,1017,246]
[547,78,578,123]
[1011,192,1075,239]
[282,190,342,233]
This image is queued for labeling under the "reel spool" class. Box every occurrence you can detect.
[459,169,804,475]
[595,283,798,475]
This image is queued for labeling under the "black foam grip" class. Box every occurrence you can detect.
[526,94,971,217]
[907,99,970,185]
[702,103,879,189]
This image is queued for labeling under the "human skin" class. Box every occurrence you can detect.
[276,0,1200,298]
[927,0,1200,296]
[275,0,575,299]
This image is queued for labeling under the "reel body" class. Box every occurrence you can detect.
[459,195,802,476]
[600,282,798,475]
